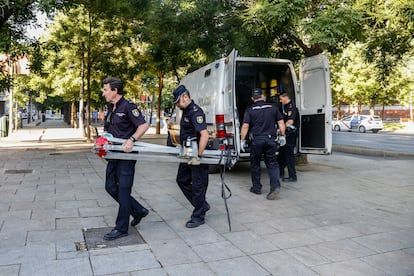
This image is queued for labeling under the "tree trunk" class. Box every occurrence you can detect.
[156,72,164,135]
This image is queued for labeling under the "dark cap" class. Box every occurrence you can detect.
[173,85,187,103]
[252,87,262,99]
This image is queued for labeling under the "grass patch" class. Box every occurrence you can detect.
[383,123,405,131]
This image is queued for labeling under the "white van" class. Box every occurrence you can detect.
[167,49,332,167]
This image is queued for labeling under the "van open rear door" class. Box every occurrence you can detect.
[299,54,332,154]
[224,49,240,154]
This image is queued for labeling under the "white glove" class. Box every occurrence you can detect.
[241,140,247,152]
[188,156,201,165]
[278,135,286,147]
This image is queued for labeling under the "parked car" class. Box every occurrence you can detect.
[332,114,383,133]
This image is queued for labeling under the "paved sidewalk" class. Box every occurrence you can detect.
[0,120,414,275]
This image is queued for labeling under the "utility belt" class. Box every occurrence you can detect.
[250,134,276,140]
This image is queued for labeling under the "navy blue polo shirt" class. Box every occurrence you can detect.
[104,97,147,139]
[243,100,283,136]
[180,100,207,144]
[281,100,300,128]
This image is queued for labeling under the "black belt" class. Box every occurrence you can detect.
[252,134,275,139]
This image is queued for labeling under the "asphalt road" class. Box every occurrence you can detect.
[333,130,414,155]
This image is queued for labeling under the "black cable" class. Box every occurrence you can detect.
[219,145,232,232]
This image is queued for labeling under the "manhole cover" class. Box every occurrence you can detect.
[81,227,146,250]
[4,169,33,174]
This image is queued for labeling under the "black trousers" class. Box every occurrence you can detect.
[176,163,209,222]
[105,159,146,233]
[278,132,297,179]
[250,137,281,191]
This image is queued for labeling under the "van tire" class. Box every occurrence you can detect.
[372,129,379,133]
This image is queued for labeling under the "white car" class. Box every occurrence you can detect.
[333,114,383,133]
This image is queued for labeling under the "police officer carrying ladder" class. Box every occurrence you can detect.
[101,77,150,240]
[240,88,286,200]
[173,85,210,228]
[278,92,300,182]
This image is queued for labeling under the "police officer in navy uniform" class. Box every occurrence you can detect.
[173,85,210,228]
[278,92,300,182]
[102,77,150,240]
[240,88,286,200]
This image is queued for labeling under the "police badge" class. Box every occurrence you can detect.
[288,111,292,116]
[132,109,140,117]
[196,116,204,124]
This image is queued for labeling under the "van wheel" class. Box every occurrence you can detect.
[359,126,366,133]
[372,129,379,133]
[334,125,340,131]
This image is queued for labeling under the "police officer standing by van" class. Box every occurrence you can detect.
[278,92,300,182]
[102,77,150,240]
[240,88,286,200]
[173,85,210,228]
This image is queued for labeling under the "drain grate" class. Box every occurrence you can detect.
[80,227,146,250]
[4,169,33,174]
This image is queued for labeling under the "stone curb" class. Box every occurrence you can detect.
[333,144,414,159]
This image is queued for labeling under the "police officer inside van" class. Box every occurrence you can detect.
[240,88,286,200]
[278,92,300,182]
[173,85,210,228]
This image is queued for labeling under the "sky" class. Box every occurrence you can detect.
[24,10,48,40]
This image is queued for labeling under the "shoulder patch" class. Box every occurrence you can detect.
[196,116,204,124]
[131,109,140,117]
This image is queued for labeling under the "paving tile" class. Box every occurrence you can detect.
[191,241,245,262]
[27,229,84,247]
[309,239,376,262]
[243,221,280,235]
[0,230,28,248]
[2,217,55,232]
[9,200,55,211]
[90,249,160,275]
[312,259,387,276]
[349,218,401,235]
[224,230,279,254]
[207,256,269,276]
[362,250,414,276]
[20,257,93,276]
[0,244,56,265]
[138,221,179,242]
[252,250,319,275]
[267,216,319,232]
[149,239,200,266]
[177,226,225,246]
[403,247,414,256]
[0,264,20,276]
[352,229,414,253]
[164,262,216,276]
[130,268,168,276]
[56,216,107,230]
[204,213,247,234]
[285,246,331,267]
[308,224,363,242]
[56,199,98,210]
[264,229,324,249]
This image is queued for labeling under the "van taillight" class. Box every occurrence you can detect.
[216,114,226,138]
